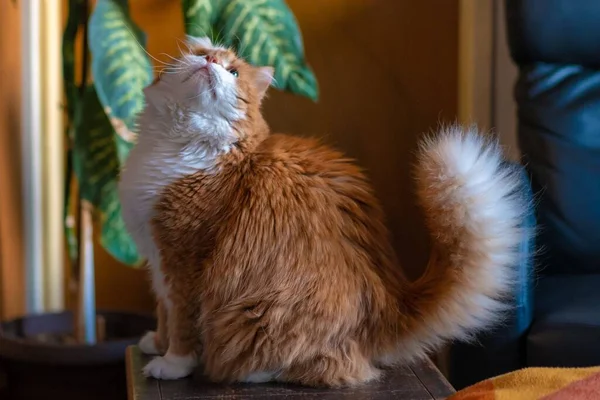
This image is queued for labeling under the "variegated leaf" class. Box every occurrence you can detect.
[89,0,153,163]
[182,0,318,101]
[84,0,151,265]
[74,86,142,266]
[182,0,223,38]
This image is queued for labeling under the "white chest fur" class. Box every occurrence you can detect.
[118,137,216,304]
[119,54,242,308]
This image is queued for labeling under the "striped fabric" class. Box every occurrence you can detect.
[449,367,600,400]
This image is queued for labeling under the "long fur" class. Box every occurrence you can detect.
[120,37,527,386]
[387,125,527,363]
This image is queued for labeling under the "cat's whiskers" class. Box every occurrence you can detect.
[176,36,194,56]
[123,25,177,71]
[161,52,188,67]
[153,63,185,71]
[154,68,188,78]
[232,34,248,58]
[211,26,228,49]
[183,23,210,41]
[150,59,180,68]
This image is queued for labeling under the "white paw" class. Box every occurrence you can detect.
[242,371,276,383]
[138,331,160,355]
[142,353,196,380]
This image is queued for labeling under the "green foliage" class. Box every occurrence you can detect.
[89,0,153,164]
[63,0,317,267]
[183,0,318,100]
[74,86,143,265]
[183,0,221,38]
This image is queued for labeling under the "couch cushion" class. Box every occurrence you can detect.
[515,63,600,274]
[527,274,600,367]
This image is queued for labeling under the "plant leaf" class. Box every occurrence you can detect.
[88,0,153,164]
[86,0,150,266]
[182,0,319,101]
[182,0,223,38]
[74,86,143,266]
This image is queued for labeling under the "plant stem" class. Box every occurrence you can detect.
[76,200,96,344]
[74,0,97,345]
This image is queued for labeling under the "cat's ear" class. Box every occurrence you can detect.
[255,66,274,98]
[186,35,212,49]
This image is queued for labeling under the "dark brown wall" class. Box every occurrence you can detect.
[264,0,459,279]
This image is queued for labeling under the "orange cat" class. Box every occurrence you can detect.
[118,36,527,386]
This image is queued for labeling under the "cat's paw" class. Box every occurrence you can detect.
[142,354,196,380]
[138,331,160,355]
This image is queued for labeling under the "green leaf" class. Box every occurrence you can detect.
[74,86,143,266]
[85,0,150,266]
[182,0,223,38]
[182,0,319,101]
[88,0,153,164]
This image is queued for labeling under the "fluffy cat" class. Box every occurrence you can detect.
[118,36,527,386]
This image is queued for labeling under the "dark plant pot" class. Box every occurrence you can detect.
[0,310,155,400]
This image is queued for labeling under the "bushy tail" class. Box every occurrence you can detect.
[396,125,529,361]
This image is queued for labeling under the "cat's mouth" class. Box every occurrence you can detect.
[182,65,217,100]
[195,66,216,98]
[184,65,214,87]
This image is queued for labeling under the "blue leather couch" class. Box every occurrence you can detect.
[448,0,600,389]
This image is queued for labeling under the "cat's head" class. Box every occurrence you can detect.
[141,36,274,149]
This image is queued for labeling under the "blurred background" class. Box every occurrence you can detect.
[0,0,518,321]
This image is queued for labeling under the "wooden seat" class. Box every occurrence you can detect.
[126,346,454,399]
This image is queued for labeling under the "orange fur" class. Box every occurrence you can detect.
[133,42,525,387]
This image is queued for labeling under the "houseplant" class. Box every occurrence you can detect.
[0,0,317,399]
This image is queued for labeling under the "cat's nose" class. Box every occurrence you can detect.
[206,55,217,64]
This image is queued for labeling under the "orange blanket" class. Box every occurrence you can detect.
[449,367,600,400]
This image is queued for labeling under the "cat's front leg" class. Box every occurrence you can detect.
[142,296,198,380]
[139,299,169,355]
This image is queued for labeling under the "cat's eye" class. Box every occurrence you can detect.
[229,69,239,77]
